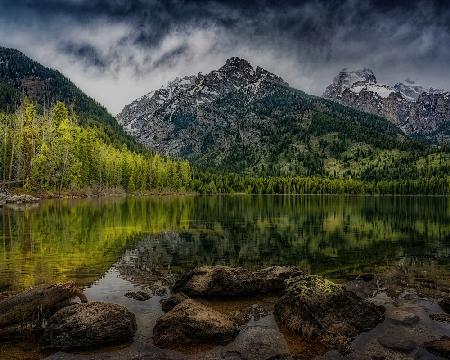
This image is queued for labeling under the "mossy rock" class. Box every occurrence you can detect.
[274,275,384,352]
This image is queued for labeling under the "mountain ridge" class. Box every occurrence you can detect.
[323,68,450,140]
[117,57,432,179]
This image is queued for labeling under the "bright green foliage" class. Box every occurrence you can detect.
[0,46,142,151]
[0,101,192,192]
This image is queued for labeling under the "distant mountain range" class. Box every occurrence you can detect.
[117,57,431,178]
[0,46,140,150]
[2,47,448,180]
[323,68,450,142]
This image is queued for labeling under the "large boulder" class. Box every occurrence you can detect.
[153,298,239,347]
[172,266,303,297]
[274,276,384,351]
[45,302,137,349]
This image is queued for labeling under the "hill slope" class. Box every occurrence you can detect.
[0,46,140,150]
[118,58,431,179]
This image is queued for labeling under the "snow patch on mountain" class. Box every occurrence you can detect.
[324,68,450,137]
[116,57,289,149]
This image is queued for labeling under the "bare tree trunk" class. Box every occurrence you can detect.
[0,282,87,329]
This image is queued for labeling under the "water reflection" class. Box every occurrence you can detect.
[0,195,449,291]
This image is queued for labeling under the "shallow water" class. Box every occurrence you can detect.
[1,195,450,359]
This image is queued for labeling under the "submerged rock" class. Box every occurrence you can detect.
[153,298,239,347]
[274,275,384,351]
[439,297,450,313]
[377,330,417,352]
[45,302,137,349]
[430,313,450,323]
[124,290,151,301]
[160,292,189,312]
[424,337,450,358]
[202,326,291,360]
[385,308,419,326]
[172,266,303,297]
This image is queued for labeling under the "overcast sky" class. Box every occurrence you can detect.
[1,0,450,114]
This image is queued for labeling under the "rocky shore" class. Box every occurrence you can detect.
[0,190,39,207]
[1,266,449,359]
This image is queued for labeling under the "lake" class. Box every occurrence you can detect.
[1,195,450,292]
[1,195,450,359]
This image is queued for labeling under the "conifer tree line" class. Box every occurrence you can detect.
[0,100,192,192]
[1,99,450,195]
[191,172,450,195]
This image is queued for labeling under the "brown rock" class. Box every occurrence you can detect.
[153,298,239,347]
[45,302,137,349]
[424,337,450,358]
[172,266,303,297]
[124,291,151,301]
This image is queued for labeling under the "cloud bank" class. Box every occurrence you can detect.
[1,0,449,113]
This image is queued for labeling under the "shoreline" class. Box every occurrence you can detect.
[4,188,450,201]
[1,264,449,360]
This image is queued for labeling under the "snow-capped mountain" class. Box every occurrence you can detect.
[117,57,288,143]
[324,69,450,136]
[116,57,411,176]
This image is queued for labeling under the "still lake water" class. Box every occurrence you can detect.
[1,194,449,292]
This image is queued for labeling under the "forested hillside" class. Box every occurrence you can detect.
[1,52,450,196]
[0,101,191,192]
[117,57,446,181]
[0,46,140,150]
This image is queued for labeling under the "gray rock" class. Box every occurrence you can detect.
[153,298,239,348]
[45,302,137,349]
[386,308,419,326]
[439,297,450,314]
[6,194,40,204]
[172,266,303,297]
[377,332,416,352]
[124,290,151,301]
[202,326,291,360]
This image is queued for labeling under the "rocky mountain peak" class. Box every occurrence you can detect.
[337,68,377,87]
[323,68,377,99]
[324,68,450,137]
[393,80,427,101]
[220,57,253,73]
[116,57,290,138]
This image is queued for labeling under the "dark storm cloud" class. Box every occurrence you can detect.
[1,0,449,112]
